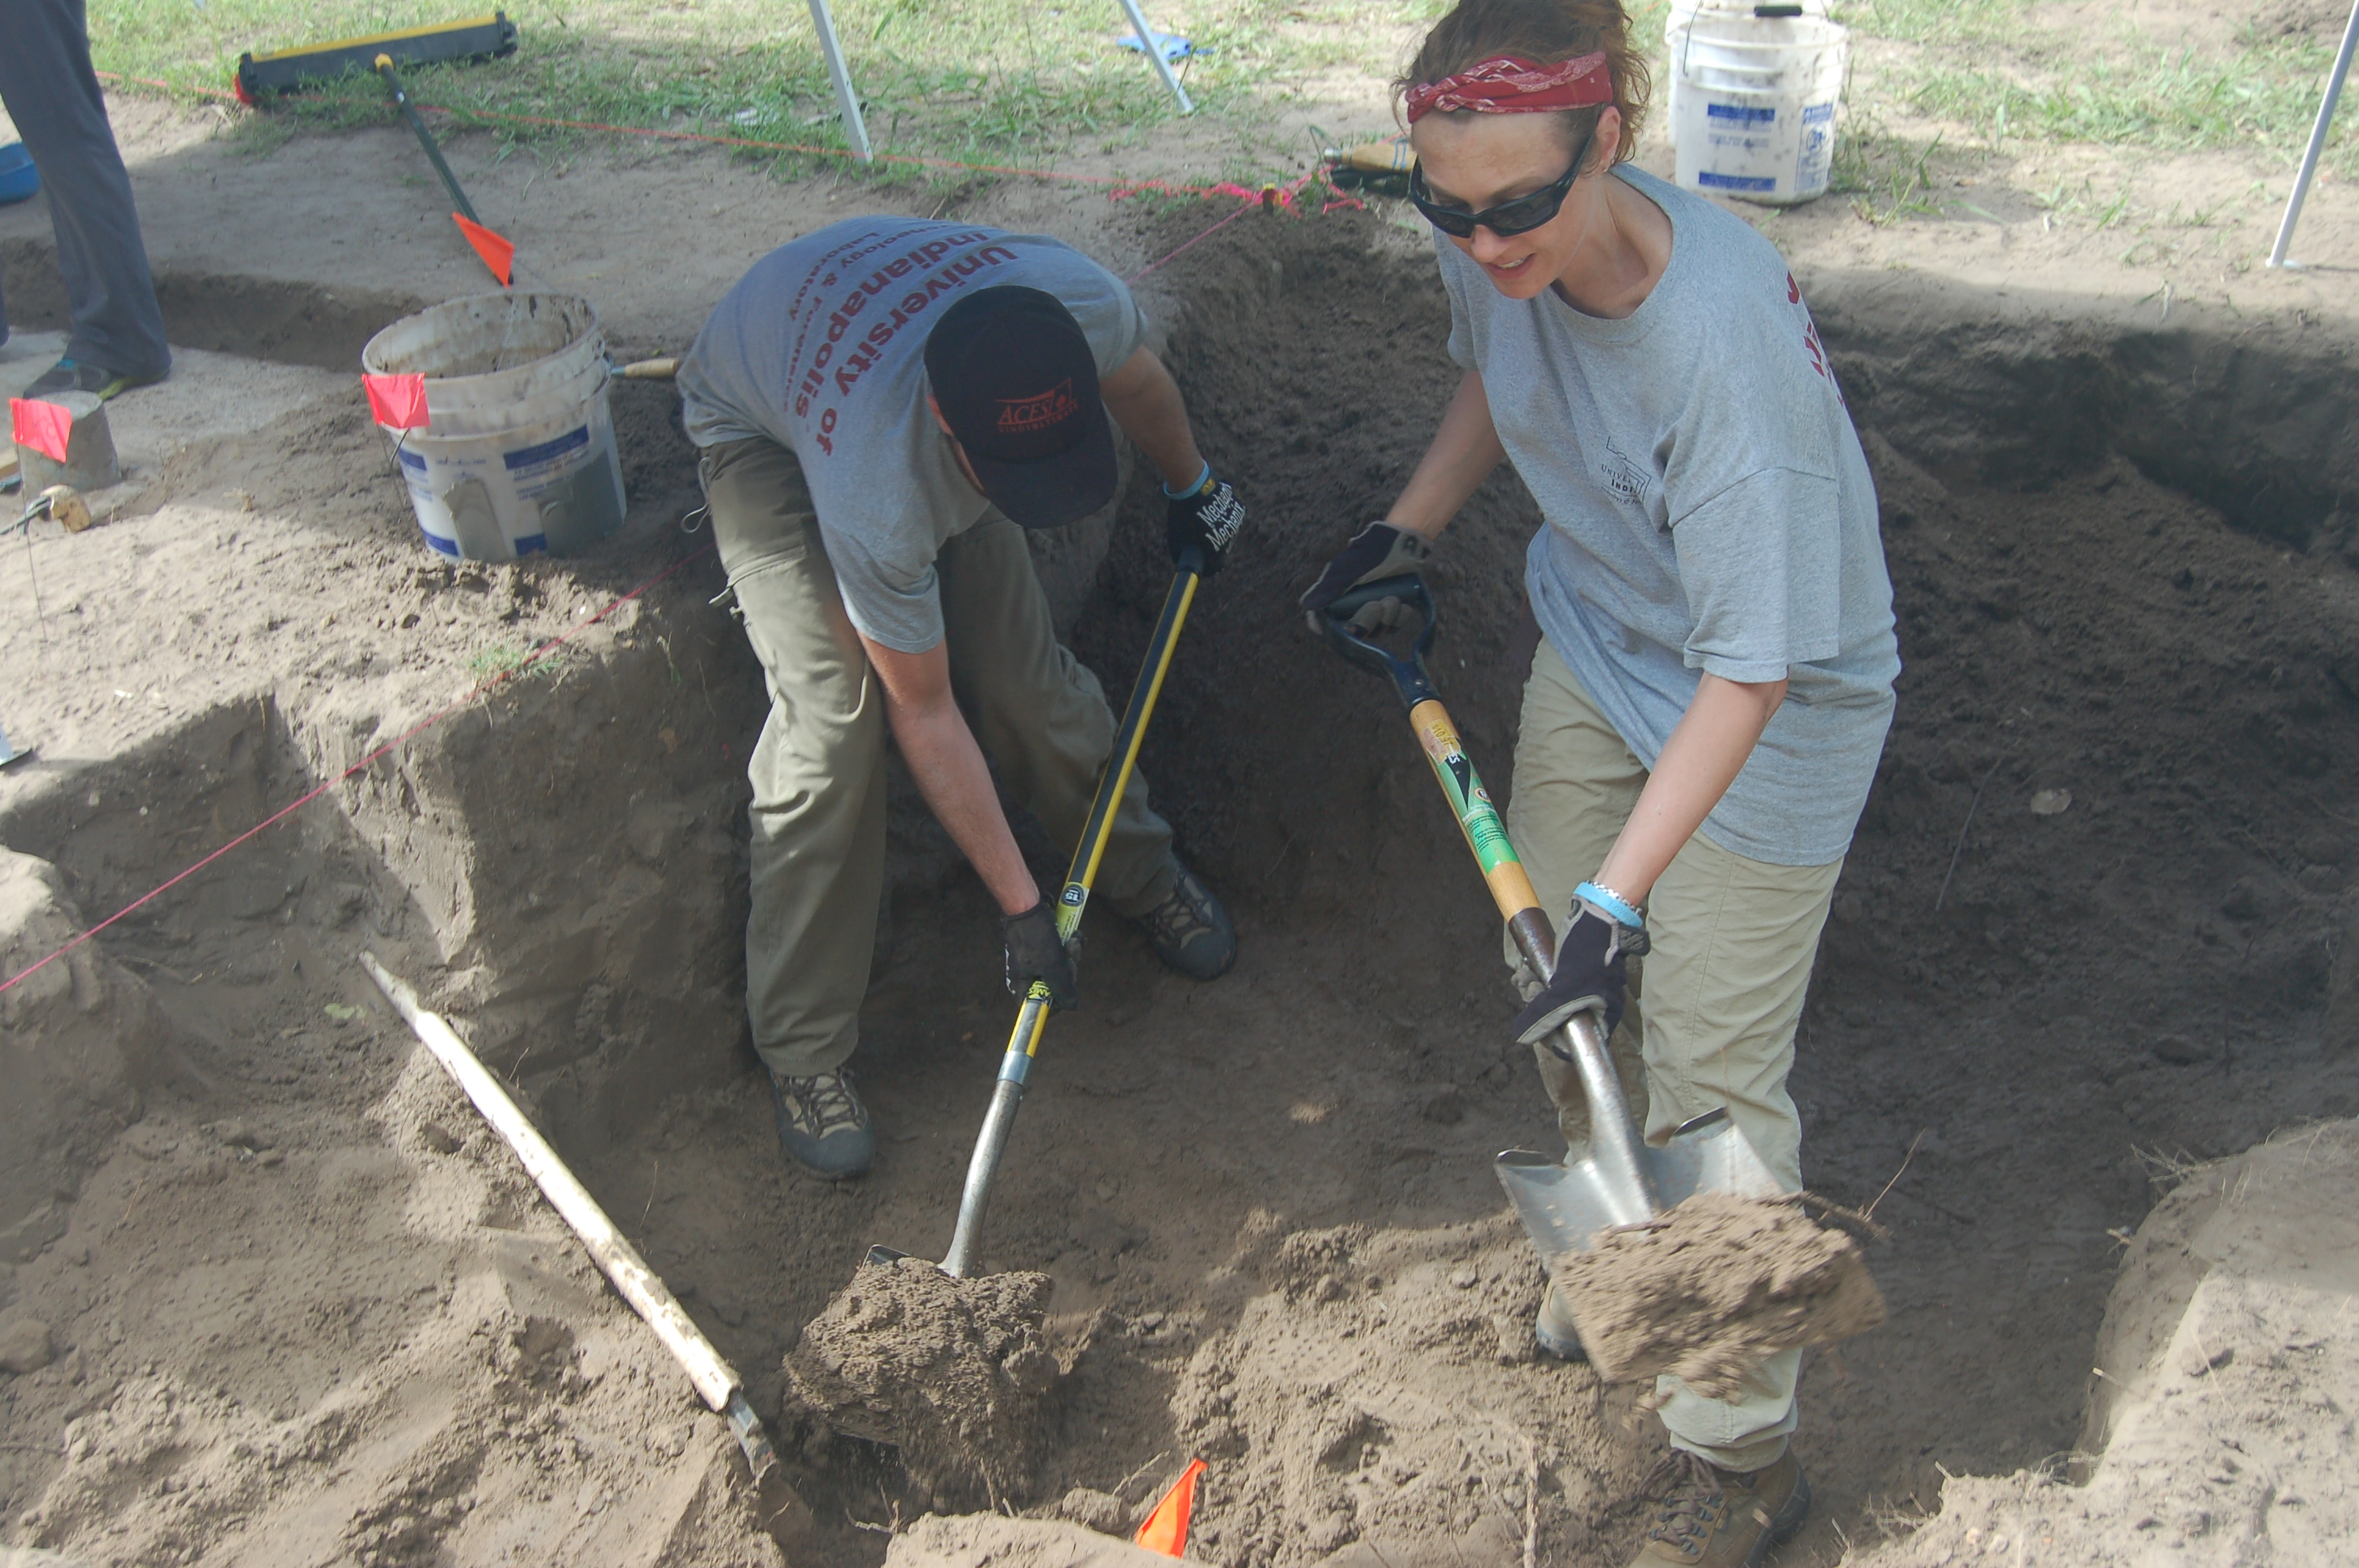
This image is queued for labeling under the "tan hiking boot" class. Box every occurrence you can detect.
[1629,1449,1809,1568]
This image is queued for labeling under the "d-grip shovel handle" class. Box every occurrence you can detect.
[1314,575,1441,703]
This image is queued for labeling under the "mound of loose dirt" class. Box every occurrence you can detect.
[1552,1193,1887,1400]
[784,1257,1063,1508]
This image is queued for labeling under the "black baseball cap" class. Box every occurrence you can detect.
[923,285,1119,530]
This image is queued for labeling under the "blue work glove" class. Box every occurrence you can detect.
[1512,896,1648,1045]
[1165,466,1246,575]
[1299,521,1431,633]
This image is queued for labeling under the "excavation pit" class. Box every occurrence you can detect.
[2,206,2356,1567]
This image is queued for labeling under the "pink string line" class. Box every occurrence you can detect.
[0,543,718,1000]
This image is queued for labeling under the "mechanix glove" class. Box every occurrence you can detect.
[1002,901,1080,1011]
[1165,467,1246,575]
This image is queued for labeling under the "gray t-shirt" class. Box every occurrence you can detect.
[679,219,1148,652]
[1437,167,1898,866]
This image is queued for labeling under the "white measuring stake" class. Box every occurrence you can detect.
[2266,0,2358,267]
[806,0,874,161]
[1114,0,1195,114]
[360,952,740,1410]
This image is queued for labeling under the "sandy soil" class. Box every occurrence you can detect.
[1554,1196,1885,1399]
[1844,1123,2359,1566]
[2,20,2357,1565]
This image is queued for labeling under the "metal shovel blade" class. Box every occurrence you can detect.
[1496,1109,1785,1264]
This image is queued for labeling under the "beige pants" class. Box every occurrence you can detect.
[700,437,1175,1080]
[1504,639,1842,1472]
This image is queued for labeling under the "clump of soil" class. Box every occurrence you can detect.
[1554,1194,1887,1400]
[784,1257,1063,1507]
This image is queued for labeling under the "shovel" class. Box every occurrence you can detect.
[871,546,1208,1279]
[1314,578,1780,1271]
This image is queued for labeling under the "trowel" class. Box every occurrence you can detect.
[1314,579,1781,1273]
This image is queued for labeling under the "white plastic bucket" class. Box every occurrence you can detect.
[1662,0,1829,124]
[361,292,627,561]
[1669,14,1848,207]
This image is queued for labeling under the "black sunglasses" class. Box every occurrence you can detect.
[1408,123,1596,239]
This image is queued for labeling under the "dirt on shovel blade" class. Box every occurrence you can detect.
[1553,1192,1887,1401]
[783,1255,1062,1507]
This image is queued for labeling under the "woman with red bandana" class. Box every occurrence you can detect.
[1302,2,1897,1560]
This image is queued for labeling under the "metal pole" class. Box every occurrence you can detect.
[2267,0,2359,267]
[1114,0,1195,114]
[805,0,874,162]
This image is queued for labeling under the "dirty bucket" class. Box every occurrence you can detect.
[360,293,627,561]
[1661,1,1829,125]
[1669,13,1848,206]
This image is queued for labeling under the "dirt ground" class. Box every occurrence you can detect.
[3,36,2357,1568]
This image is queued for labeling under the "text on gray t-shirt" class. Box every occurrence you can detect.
[678,219,1148,652]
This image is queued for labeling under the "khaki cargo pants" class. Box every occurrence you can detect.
[1505,639,1842,1474]
[700,436,1176,1080]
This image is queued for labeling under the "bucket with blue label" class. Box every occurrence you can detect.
[1670,13,1848,206]
[360,293,627,561]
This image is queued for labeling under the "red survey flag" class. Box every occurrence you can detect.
[1134,1459,1206,1556]
[9,397,72,464]
[454,213,515,286]
[364,373,431,430]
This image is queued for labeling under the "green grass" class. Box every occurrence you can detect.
[92,0,1293,180]
[89,0,2354,194]
[1834,1,2354,176]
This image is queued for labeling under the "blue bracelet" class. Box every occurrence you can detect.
[1161,461,1211,499]
[1576,880,1645,928]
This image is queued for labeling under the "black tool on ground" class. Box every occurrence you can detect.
[375,55,482,227]
[235,13,518,105]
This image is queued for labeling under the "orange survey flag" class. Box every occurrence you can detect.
[9,397,72,463]
[1133,1459,1206,1557]
[453,213,515,286]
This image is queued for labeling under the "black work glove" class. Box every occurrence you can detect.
[1002,901,1079,1011]
[1299,521,1432,633]
[1165,467,1246,575]
[1511,899,1649,1046]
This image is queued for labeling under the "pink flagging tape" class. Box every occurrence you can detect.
[0,543,718,1000]
[364,373,431,430]
[11,397,73,464]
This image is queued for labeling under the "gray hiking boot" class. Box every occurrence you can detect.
[1536,1276,1587,1360]
[769,1067,874,1179]
[1129,862,1236,981]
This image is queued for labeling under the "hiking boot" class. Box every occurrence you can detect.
[769,1067,874,1179]
[1535,1276,1587,1360]
[23,357,167,402]
[1129,862,1236,980]
[1629,1449,1809,1568]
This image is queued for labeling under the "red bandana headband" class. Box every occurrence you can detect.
[1404,52,1612,123]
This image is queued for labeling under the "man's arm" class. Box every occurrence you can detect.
[860,633,1038,916]
[1100,347,1206,489]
